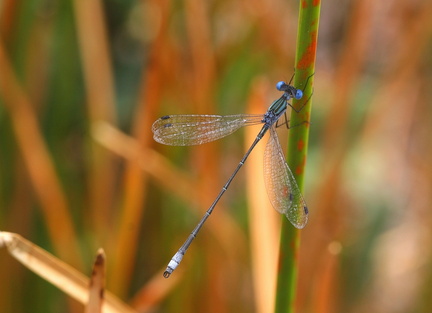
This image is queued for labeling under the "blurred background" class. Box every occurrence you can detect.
[1,0,432,312]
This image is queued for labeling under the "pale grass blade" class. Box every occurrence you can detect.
[0,232,136,313]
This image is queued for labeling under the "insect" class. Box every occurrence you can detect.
[152,79,310,278]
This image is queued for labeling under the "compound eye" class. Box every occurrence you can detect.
[276,81,286,91]
[295,89,303,100]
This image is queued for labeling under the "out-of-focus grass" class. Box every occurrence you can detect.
[1,0,432,313]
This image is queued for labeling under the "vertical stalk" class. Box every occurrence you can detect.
[274,1,321,312]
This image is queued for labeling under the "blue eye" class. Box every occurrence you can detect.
[295,89,303,100]
[276,81,286,91]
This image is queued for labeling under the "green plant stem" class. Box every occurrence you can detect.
[274,1,321,312]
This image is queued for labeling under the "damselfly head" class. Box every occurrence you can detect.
[276,81,303,100]
[276,81,287,91]
[295,89,303,100]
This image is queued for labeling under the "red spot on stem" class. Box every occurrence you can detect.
[302,0,320,9]
[297,139,305,151]
[295,156,307,176]
[297,31,318,69]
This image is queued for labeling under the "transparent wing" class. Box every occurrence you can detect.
[152,114,264,146]
[263,127,308,229]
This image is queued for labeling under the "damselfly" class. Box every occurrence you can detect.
[152,80,310,278]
